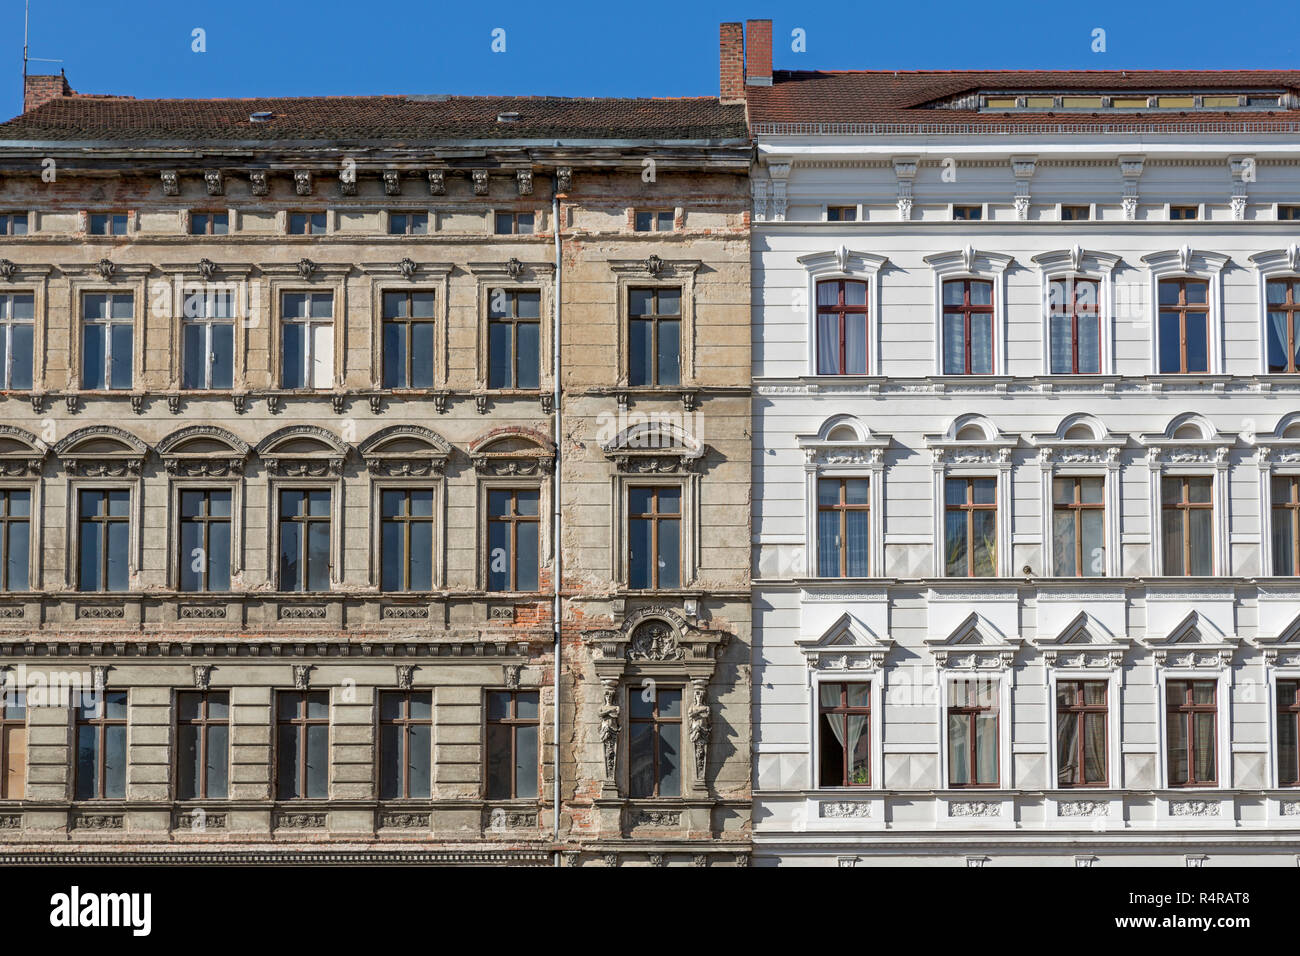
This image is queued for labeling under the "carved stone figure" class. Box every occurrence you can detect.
[598,682,620,780]
[688,683,711,780]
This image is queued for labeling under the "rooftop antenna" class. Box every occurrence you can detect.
[22,1,64,105]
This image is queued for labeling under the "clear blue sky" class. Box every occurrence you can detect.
[3,0,1296,118]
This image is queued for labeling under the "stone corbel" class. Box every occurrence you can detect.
[294,170,313,196]
[516,169,533,196]
[427,169,446,195]
[1229,155,1254,221]
[751,179,769,221]
[1119,155,1144,221]
[471,170,490,195]
[1011,155,1036,221]
[893,157,918,222]
[160,170,179,196]
[249,170,269,196]
[767,163,791,222]
[383,170,401,196]
[204,170,223,196]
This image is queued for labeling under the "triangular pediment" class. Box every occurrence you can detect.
[1146,610,1233,648]
[925,611,1019,650]
[798,612,888,651]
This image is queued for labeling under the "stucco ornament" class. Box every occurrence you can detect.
[688,683,711,779]
[599,681,620,780]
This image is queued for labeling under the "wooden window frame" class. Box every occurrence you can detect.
[387,212,429,236]
[0,489,30,592]
[80,291,135,391]
[1055,680,1108,787]
[0,690,25,799]
[277,487,332,593]
[627,286,682,387]
[1278,679,1300,787]
[816,477,870,577]
[189,211,229,236]
[279,290,334,390]
[627,685,682,798]
[1161,475,1213,576]
[944,477,997,578]
[484,689,539,800]
[378,689,433,800]
[627,485,681,590]
[379,488,436,592]
[815,279,869,376]
[0,213,29,236]
[1165,679,1218,787]
[486,487,540,593]
[1274,475,1300,575]
[1048,276,1100,374]
[951,205,983,221]
[1052,476,1105,577]
[275,690,329,800]
[287,211,328,236]
[941,278,995,375]
[487,288,541,390]
[1169,204,1199,221]
[1265,278,1300,374]
[634,210,675,232]
[0,292,34,390]
[75,690,127,800]
[178,488,232,593]
[175,690,229,800]
[88,212,129,236]
[77,488,130,592]
[381,290,436,389]
[826,205,858,222]
[493,211,535,236]
[946,678,999,788]
[1157,279,1210,374]
[818,682,871,787]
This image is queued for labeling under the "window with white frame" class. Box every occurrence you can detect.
[0,293,34,390]
[280,291,333,389]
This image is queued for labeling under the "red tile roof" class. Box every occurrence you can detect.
[748,70,1300,133]
[0,94,749,143]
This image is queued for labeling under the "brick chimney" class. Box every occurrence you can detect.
[24,71,72,112]
[720,22,745,104]
[745,20,772,86]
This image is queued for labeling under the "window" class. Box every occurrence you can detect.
[276,691,329,799]
[81,292,134,390]
[1157,279,1209,373]
[1061,205,1091,221]
[942,279,994,374]
[818,682,869,786]
[0,292,34,389]
[78,490,129,592]
[1278,680,1300,786]
[826,206,857,222]
[88,213,128,236]
[494,212,534,235]
[0,213,28,236]
[628,486,680,589]
[815,279,868,375]
[75,690,127,799]
[179,489,231,592]
[1048,277,1100,374]
[379,690,432,799]
[1280,206,1300,221]
[388,212,428,235]
[381,489,434,591]
[288,212,327,235]
[278,489,330,591]
[1273,476,1300,575]
[952,205,983,221]
[1056,681,1107,786]
[487,289,540,390]
[0,690,25,798]
[486,488,539,592]
[181,286,235,389]
[0,490,29,592]
[634,210,674,232]
[190,212,228,236]
[1169,205,1198,220]
[176,691,229,800]
[382,291,435,389]
[1166,680,1216,787]
[629,686,681,797]
[1265,278,1300,373]
[817,478,869,577]
[1161,476,1213,575]
[628,288,680,386]
[944,477,996,577]
[947,678,998,787]
[1052,477,1105,577]
[280,291,333,389]
[485,690,538,800]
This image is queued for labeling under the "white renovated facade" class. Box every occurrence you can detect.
[746,65,1300,865]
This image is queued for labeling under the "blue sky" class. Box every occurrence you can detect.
[3,0,1296,118]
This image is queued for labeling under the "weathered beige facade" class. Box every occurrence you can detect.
[0,80,751,864]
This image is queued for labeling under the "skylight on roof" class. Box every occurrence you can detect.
[977,92,1282,112]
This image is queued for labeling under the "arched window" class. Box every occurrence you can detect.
[816,279,868,375]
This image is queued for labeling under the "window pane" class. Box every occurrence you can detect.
[1080,509,1104,577]
[181,323,206,388]
[281,323,304,388]
[817,509,840,577]
[210,323,234,389]
[515,521,539,591]
[104,724,126,798]
[819,713,845,786]
[515,724,539,799]
[5,518,29,591]
[488,322,513,388]
[1053,511,1077,576]
[82,324,106,389]
[628,318,652,386]
[1158,312,1182,373]
[9,323,32,390]
[971,510,996,576]
[177,724,200,800]
[944,512,967,576]
[844,314,867,375]
[109,324,133,389]
[1162,507,1185,576]
[942,313,965,374]
[657,517,680,588]
[383,322,407,388]
[969,315,993,374]
[1184,313,1208,372]
[1281,706,1298,785]
[1083,713,1106,783]
[409,521,433,591]
[656,319,681,385]
[515,320,540,390]
[310,324,333,388]
[280,520,302,591]
[307,521,330,590]
[411,322,434,389]
[106,519,129,591]
[516,292,540,319]
[180,518,203,592]
[487,518,510,591]
[305,725,328,798]
[947,714,970,785]
[408,723,431,798]
[942,281,965,306]
[1057,710,1079,785]
[629,721,654,797]
[1049,312,1072,374]
[657,722,681,796]
[379,724,402,799]
[486,724,512,799]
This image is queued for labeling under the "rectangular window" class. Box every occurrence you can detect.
[276,691,329,799]
[817,477,869,577]
[628,486,680,589]
[288,212,327,235]
[75,690,127,800]
[381,291,436,389]
[1265,278,1300,373]
[628,288,681,386]
[942,279,994,374]
[0,690,25,799]
[1166,680,1216,787]
[485,690,539,800]
[388,212,428,236]
[190,212,229,236]
[634,210,674,232]
[629,686,681,797]
[280,291,333,389]
[1273,476,1300,575]
[1161,476,1213,575]
[0,292,34,389]
[1048,277,1100,374]
[0,489,29,591]
[1052,477,1105,577]
[381,489,435,591]
[826,205,857,222]
[379,690,432,799]
[944,477,996,577]
[181,286,235,389]
[486,488,539,592]
[176,691,229,800]
[1279,206,1300,221]
[81,292,134,390]
[947,678,998,787]
[816,279,868,375]
[494,212,534,235]
[88,213,128,236]
[1060,205,1091,221]
[1278,680,1300,786]
[487,289,540,390]
[179,489,231,592]
[278,489,330,591]
[818,682,870,786]
[0,213,28,236]
[1157,279,1209,374]
[1056,681,1107,786]
[1169,205,1199,220]
[952,205,983,221]
[78,489,129,592]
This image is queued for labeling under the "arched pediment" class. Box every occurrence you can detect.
[0,425,50,477]
[54,426,149,477]
[925,414,1015,465]
[156,426,251,477]
[1032,415,1123,465]
[796,415,891,468]
[1140,414,1233,464]
[601,420,704,474]
[469,427,555,477]
[358,425,452,477]
[255,425,349,477]
[944,414,1000,443]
